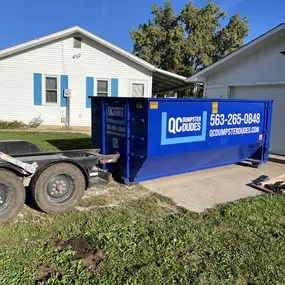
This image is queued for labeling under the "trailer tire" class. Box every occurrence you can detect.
[30,163,85,214]
[0,169,25,223]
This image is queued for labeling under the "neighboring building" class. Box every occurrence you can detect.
[187,23,285,155]
[0,26,186,128]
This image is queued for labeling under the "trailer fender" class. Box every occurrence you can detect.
[0,165,27,177]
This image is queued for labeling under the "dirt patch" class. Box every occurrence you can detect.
[79,182,149,209]
[36,264,63,282]
[76,202,120,212]
[49,236,105,273]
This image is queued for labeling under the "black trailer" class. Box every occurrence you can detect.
[0,140,119,223]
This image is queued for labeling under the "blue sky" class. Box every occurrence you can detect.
[0,0,284,52]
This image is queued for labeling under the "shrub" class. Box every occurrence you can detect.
[0,115,44,130]
[0,120,25,129]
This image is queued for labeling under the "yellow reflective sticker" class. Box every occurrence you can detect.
[212,102,218,114]
[136,102,142,109]
[150,101,158,109]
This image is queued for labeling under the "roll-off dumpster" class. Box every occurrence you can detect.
[91,97,272,184]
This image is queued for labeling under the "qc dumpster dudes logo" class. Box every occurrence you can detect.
[161,112,207,145]
[106,103,127,138]
[106,103,127,125]
[107,106,124,119]
[168,116,202,134]
[161,111,261,145]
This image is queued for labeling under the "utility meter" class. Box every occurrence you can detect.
[64,89,71,98]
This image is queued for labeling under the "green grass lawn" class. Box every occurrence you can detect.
[0,130,92,152]
[0,131,285,284]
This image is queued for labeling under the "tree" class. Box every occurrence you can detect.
[131,1,249,77]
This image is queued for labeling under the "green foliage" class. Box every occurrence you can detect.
[0,115,44,130]
[131,0,249,77]
[0,120,25,129]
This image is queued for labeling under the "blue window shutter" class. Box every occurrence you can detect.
[60,75,68,107]
[111,78,119,97]
[86,77,94,108]
[33,73,42,105]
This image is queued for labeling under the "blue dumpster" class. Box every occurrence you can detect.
[91,97,272,184]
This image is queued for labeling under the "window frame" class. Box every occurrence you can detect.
[96,78,110,97]
[43,75,59,105]
[132,83,145,97]
[129,80,147,98]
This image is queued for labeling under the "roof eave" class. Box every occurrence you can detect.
[0,26,78,59]
[0,26,186,82]
[0,26,155,72]
[154,68,187,81]
[187,75,206,83]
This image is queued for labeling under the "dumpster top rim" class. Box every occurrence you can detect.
[89,96,273,104]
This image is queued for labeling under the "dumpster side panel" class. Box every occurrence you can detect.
[131,99,271,182]
[130,146,257,183]
[148,100,266,156]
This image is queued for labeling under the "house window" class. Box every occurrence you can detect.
[45,76,58,103]
[132,83,145,97]
[97,80,109,96]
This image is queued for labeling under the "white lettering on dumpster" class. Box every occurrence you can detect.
[210,113,261,126]
[108,106,124,118]
[209,127,260,137]
[168,116,202,134]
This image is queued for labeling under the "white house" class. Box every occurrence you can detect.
[0,26,186,128]
[187,23,285,155]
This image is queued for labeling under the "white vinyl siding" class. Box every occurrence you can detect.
[206,36,285,86]
[0,36,152,127]
[205,87,229,98]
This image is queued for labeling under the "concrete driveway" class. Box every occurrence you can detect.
[141,157,285,212]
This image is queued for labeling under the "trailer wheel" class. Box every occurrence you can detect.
[30,163,85,214]
[0,169,25,223]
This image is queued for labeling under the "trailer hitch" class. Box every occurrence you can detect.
[0,152,38,174]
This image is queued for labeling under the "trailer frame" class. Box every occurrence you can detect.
[0,140,119,223]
